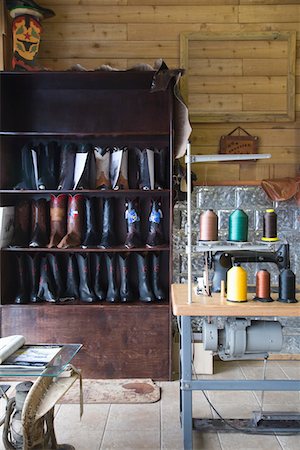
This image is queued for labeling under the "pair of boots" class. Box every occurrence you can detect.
[136,147,167,190]
[136,252,166,302]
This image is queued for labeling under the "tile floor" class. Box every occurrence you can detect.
[0,359,299,450]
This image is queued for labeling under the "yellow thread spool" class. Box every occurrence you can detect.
[226,264,247,302]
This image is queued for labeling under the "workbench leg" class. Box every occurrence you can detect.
[180,316,193,450]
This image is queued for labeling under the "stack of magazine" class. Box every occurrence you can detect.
[0,335,62,375]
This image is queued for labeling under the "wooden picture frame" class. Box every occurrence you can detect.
[180,31,296,123]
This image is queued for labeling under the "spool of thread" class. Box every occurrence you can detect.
[278,269,297,303]
[228,209,248,242]
[226,264,247,302]
[262,209,278,242]
[253,269,273,302]
[199,209,218,241]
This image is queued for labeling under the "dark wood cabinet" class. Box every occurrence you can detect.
[0,71,174,379]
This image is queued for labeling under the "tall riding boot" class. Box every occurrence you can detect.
[37,255,56,303]
[61,254,79,301]
[136,252,155,302]
[48,254,64,301]
[124,198,142,248]
[118,253,133,302]
[136,148,154,190]
[92,253,105,301]
[105,253,119,302]
[14,143,37,190]
[110,147,129,190]
[10,200,31,247]
[82,197,100,248]
[37,141,59,190]
[94,146,111,189]
[27,253,40,303]
[76,253,97,303]
[154,148,167,189]
[48,194,67,248]
[151,253,166,301]
[57,194,84,248]
[98,198,115,248]
[58,143,76,190]
[146,199,165,247]
[15,254,28,304]
[29,198,49,247]
[73,143,96,190]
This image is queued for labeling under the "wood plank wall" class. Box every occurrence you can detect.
[3,0,300,184]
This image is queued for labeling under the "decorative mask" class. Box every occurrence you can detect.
[12,15,42,68]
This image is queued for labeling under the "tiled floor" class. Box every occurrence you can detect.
[0,360,299,450]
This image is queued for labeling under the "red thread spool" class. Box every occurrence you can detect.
[254,269,273,302]
[199,209,218,241]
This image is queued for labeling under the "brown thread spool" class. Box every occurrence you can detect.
[199,209,218,241]
[262,209,278,241]
[254,269,273,302]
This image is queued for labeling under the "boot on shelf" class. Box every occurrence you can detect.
[37,141,59,190]
[98,198,115,248]
[76,253,97,303]
[136,148,154,190]
[151,252,166,301]
[57,194,84,248]
[110,146,129,190]
[29,198,49,247]
[124,198,142,249]
[60,254,79,301]
[105,253,119,302]
[37,255,56,303]
[15,254,28,304]
[136,252,155,302]
[92,253,106,301]
[58,142,77,190]
[118,253,133,302]
[14,143,37,190]
[73,143,96,190]
[9,200,31,247]
[27,253,40,303]
[154,148,167,190]
[48,193,67,248]
[82,197,100,248]
[94,146,111,190]
[47,254,64,301]
[146,199,165,248]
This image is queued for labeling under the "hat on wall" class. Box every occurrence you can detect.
[6,0,55,20]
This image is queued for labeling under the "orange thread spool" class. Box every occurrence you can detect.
[254,269,273,302]
[199,209,218,241]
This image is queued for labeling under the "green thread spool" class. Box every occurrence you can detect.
[228,209,248,242]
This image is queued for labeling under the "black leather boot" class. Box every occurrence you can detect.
[136,252,155,302]
[10,200,31,248]
[27,253,40,303]
[82,197,100,248]
[124,198,142,248]
[14,143,37,190]
[118,253,133,302]
[105,253,119,302]
[29,198,49,247]
[37,141,59,190]
[60,254,79,301]
[47,254,64,301]
[37,255,56,303]
[136,148,154,190]
[146,199,165,247]
[154,148,167,189]
[76,253,97,303]
[74,143,96,190]
[58,143,76,190]
[92,253,105,301]
[151,252,166,301]
[15,254,28,304]
[98,198,115,248]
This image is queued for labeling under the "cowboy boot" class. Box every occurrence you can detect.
[154,148,167,190]
[27,253,40,303]
[48,254,64,301]
[60,254,79,301]
[136,148,154,190]
[57,194,84,248]
[73,143,96,190]
[146,199,165,247]
[92,253,105,301]
[76,253,97,303]
[136,252,155,302]
[105,253,119,302]
[110,146,129,190]
[37,141,59,190]
[124,198,142,248]
[37,255,56,302]
[98,198,115,248]
[118,253,133,302]
[15,254,28,304]
[151,253,166,301]
[9,200,31,247]
[29,198,49,247]
[48,194,67,248]
[14,143,37,190]
[82,197,100,248]
[58,143,77,190]
[94,146,111,189]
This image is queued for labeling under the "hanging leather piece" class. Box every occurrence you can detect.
[10,199,31,247]
[29,198,49,248]
[124,198,142,248]
[261,177,300,206]
[110,147,129,190]
[48,193,67,248]
[57,194,84,248]
[94,146,111,189]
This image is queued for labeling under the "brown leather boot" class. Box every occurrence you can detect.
[57,194,83,248]
[48,194,67,248]
[9,200,31,247]
[29,198,49,247]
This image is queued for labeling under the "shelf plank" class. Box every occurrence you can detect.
[0,189,171,195]
[2,245,170,253]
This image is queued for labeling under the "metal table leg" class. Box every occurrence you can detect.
[180,315,193,450]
